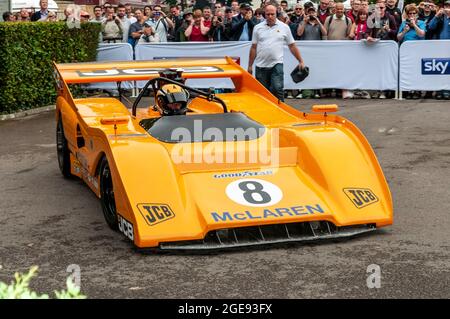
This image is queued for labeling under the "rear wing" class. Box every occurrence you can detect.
[53,57,243,84]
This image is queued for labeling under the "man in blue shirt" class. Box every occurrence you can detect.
[428,0,450,40]
[427,0,450,100]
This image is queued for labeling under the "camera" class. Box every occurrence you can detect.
[309,15,316,20]
[217,17,223,23]
[405,18,413,28]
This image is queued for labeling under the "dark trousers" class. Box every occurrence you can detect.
[255,63,284,101]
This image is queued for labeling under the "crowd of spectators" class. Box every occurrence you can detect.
[2,0,450,99]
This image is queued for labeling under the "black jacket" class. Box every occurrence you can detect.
[231,14,257,41]
[418,11,436,39]
[31,11,47,22]
[208,21,232,41]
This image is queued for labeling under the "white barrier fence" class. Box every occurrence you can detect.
[93,40,450,94]
[399,40,450,91]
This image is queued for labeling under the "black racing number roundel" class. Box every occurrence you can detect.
[226,179,283,207]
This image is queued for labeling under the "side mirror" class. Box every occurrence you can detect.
[311,104,338,125]
[100,116,129,136]
[311,104,339,113]
[100,116,129,125]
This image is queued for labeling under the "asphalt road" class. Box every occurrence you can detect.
[0,98,449,299]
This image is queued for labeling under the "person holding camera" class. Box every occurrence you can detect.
[129,9,147,47]
[366,2,398,42]
[151,5,174,43]
[209,9,229,41]
[102,10,123,43]
[418,1,437,39]
[296,6,325,99]
[398,4,426,99]
[397,4,426,42]
[138,22,160,43]
[428,0,450,40]
[298,6,327,40]
[428,0,450,100]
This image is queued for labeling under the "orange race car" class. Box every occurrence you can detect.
[53,57,392,250]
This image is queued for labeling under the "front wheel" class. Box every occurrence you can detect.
[99,156,118,230]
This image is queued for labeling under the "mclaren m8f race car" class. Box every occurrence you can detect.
[53,57,392,250]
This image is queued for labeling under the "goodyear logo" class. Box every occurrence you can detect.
[343,188,378,209]
[138,204,175,226]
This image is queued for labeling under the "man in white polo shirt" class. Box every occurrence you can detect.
[248,4,305,102]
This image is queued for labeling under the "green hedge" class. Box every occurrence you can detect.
[0,22,101,114]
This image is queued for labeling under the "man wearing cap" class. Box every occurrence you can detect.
[297,6,327,40]
[248,4,305,102]
[231,3,257,41]
[178,10,193,42]
[138,22,160,43]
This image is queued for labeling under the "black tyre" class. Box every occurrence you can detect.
[99,156,118,230]
[56,117,72,178]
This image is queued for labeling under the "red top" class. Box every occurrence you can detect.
[346,10,356,23]
[189,25,208,41]
[203,19,212,28]
[318,11,329,24]
[354,22,368,40]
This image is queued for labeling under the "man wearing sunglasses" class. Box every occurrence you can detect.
[366,1,398,41]
[397,4,426,42]
[290,4,305,24]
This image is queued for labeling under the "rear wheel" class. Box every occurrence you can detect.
[56,116,72,178]
[99,156,118,230]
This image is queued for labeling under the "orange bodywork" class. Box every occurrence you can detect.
[54,57,393,249]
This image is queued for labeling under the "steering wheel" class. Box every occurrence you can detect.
[132,77,228,117]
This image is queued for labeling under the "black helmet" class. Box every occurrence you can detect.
[156,84,190,116]
[290,65,309,83]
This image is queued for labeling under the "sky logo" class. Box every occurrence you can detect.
[422,58,450,75]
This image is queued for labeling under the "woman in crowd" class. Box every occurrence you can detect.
[350,8,371,99]
[184,9,210,42]
[350,8,369,40]
[398,4,426,42]
[398,4,426,99]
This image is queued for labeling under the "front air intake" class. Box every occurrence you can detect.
[159,222,376,250]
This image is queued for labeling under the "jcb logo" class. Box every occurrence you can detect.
[343,188,379,208]
[137,204,175,226]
